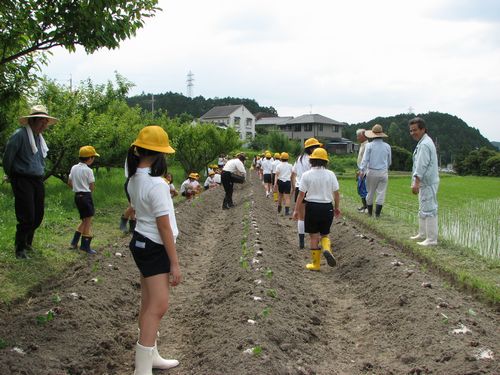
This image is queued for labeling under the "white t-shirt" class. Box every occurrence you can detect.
[127,168,178,244]
[223,158,246,176]
[261,158,273,174]
[271,159,280,173]
[69,162,95,192]
[180,179,197,194]
[204,176,217,187]
[276,161,293,182]
[299,167,339,203]
[292,154,310,188]
[214,173,221,184]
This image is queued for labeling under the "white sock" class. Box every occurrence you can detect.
[298,220,305,234]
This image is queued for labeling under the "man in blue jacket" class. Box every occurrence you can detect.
[409,117,440,246]
[3,105,58,259]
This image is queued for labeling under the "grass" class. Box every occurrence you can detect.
[338,173,500,306]
[0,163,186,304]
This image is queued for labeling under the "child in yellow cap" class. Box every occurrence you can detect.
[68,146,100,254]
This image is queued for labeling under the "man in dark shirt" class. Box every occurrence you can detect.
[3,105,58,259]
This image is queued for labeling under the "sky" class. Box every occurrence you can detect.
[42,0,500,142]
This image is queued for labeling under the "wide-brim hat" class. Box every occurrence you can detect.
[19,105,58,126]
[365,124,388,138]
[132,125,175,154]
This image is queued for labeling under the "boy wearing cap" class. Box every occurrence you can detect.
[274,152,293,215]
[3,104,58,259]
[68,146,100,254]
[203,171,218,190]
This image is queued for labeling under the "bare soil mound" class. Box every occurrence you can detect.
[0,172,498,375]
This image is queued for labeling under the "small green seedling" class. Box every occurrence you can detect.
[261,307,270,318]
[239,256,249,270]
[440,313,449,324]
[104,250,111,258]
[252,345,263,356]
[264,268,273,278]
[91,262,100,273]
[0,338,8,349]
[266,289,277,298]
[52,294,61,304]
[36,310,55,325]
[467,309,477,316]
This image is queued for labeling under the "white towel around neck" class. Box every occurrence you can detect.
[24,125,49,158]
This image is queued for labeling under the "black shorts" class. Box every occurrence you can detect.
[277,180,291,194]
[129,231,171,277]
[304,202,333,235]
[74,192,94,219]
[271,173,276,185]
[263,174,272,183]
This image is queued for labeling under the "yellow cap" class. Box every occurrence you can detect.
[304,138,321,149]
[274,152,280,159]
[209,171,215,175]
[280,152,289,160]
[189,172,198,179]
[132,126,175,154]
[79,145,100,157]
[310,148,329,161]
[265,152,272,158]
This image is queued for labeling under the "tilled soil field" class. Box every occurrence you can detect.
[0,171,498,375]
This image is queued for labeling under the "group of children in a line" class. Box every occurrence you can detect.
[253,138,341,271]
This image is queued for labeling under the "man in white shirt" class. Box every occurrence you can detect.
[221,153,246,209]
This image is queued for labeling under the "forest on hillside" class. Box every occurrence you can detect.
[127,91,277,119]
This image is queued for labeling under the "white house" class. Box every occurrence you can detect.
[200,105,256,140]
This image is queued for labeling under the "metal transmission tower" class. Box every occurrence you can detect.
[186,71,194,97]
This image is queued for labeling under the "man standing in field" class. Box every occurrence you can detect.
[356,129,368,213]
[409,117,440,246]
[2,105,58,259]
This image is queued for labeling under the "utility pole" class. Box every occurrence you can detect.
[151,94,155,114]
[187,71,194,98]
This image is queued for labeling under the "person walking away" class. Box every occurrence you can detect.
[359,124,392,218]
[221,152,246,209]
[356,129,368,212]
[2,105,58,259]
[126,126,181,374]
[291,138,321,248]
[271,152,281,201]
[274,152,293,215]
[68,146,100,254]
[293,148,340,270]
[409,117,440,246]
[261,152,274,197]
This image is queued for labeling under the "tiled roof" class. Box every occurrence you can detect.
[255,116,294,126]
[285,114,344,125]
[200,105,242,119]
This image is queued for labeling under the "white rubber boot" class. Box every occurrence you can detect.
[134,342,154,375]
[417,216,438,246]
[153,344,179,369]
[410,217,426,240]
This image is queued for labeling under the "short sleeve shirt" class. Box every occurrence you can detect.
[69,163,95,192]
[299,167,339,203]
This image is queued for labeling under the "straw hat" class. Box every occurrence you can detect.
[19,105,58,126]
[365,124,388,138]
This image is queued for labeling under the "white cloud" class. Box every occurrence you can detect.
[42,0,500,141]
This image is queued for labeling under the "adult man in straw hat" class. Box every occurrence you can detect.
[409,117,439,246]
[3,105,58,259]
[359,124,392,217]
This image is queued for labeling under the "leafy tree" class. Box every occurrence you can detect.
[0,0,160,136]
[455,147,497,176]
[390,145,412,171]
[485,154,500,177]
[167,122,241,176]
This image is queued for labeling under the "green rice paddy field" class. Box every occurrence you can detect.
[339,174,500,259]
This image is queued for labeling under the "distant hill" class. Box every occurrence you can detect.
[127,92,277,119]
[492,141,500,150]
[343,112,495,164]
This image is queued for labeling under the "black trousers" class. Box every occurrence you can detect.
[11,174,45,246]
[221,171,234,208]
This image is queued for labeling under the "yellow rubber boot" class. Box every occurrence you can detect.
[273,192,278,202]
[306,250,321,271]
[321,237,336,267]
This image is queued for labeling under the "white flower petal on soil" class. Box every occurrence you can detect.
[252,258,260,264]
[11,347,25,355]
[253,296,262,301]
[452,323,471,334]
[247,319,256,324]
[243,348,254,354]
[474,348,494,360]
[391,260,403,266]
[69,292,79,299]
[254,279,262,285]
[256,251,263,256]
[114,252,122,257]
[91,278,99,283]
